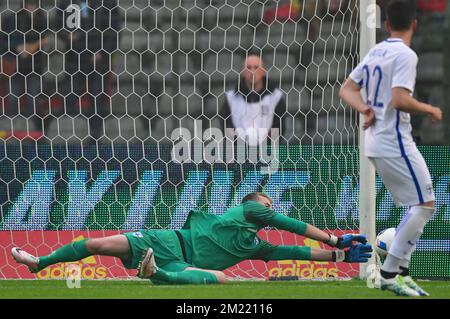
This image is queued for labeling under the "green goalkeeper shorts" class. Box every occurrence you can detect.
[121,230,190,271]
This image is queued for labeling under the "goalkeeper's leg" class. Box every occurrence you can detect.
[137,249,227,285]
[138,254,227,285]
[12,235,131,273]
[150,267,227,285]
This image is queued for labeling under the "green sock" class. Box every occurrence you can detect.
[38,239,91,270]
[150,268,220,285]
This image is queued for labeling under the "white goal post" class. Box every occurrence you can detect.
[358,0,377,280]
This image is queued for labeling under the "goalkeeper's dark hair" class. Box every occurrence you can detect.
[241,192,272,204]
[386,0,416,31]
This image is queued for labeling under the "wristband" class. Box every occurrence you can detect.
[326,234,339,247]
[332,250,345,262]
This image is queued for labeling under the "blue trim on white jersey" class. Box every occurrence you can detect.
[385,39,403,43]
[396,110,424,204]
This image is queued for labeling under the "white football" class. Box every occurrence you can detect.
[375,228,396,257]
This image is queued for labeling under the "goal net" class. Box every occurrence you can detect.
[1,0,364,281]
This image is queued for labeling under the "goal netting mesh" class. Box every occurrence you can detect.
[0,0,363,280]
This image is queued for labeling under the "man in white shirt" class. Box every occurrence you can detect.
[339,0,442,297]
[220,52,285,146]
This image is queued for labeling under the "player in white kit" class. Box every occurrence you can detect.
[339,0,442,297]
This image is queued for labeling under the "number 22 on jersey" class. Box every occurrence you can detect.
[362,64,384,108]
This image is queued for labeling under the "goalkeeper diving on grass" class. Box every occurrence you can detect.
[12,192,372,284]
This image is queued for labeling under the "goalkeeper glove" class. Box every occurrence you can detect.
[332,244,373,263]
[326,233,368,249]
[345,244,373,263]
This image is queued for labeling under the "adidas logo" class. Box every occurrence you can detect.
[36,235,108,279]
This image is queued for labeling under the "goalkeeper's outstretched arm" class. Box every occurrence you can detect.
[243,200,370,252]
[260,214,372,263]
[266,211,368,249]
[261,243,372,263]
[245,201,372,262]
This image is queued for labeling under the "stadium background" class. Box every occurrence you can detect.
[0,0,449,280]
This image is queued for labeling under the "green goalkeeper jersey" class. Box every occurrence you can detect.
[179,200,308,270]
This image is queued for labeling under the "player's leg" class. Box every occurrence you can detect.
[151,266,228,285]
[396,241,430,296]
[184,267,228,283]
[370,155,435,296]
[380,201,434,296]
[382,203,435,273]
[12,235,131,273]
[137,249,227,285]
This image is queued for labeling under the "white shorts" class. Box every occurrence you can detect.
[369,152,435,207]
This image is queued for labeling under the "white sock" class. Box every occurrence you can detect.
[382,206,435,274]
[381,254,402,274]
[400,243,416,270]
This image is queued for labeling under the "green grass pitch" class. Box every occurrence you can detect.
[1,279,449,299]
